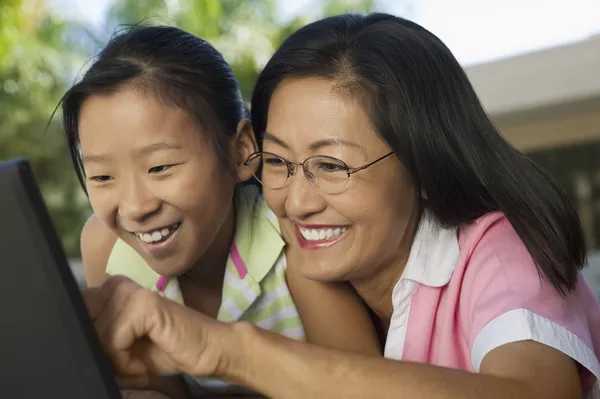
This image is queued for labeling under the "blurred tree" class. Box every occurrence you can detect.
[106,0,376,101]
[0,0,92,256]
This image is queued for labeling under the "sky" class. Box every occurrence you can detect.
[49,0,600,66]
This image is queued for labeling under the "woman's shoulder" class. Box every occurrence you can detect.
[452,215,600,389]
[454,211,562,322]
[456,212,534,275]
[453,211,598,330]
[457,211,512,249]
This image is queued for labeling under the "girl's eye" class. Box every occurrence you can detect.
[149,165,172,174]
[90,175,113,183]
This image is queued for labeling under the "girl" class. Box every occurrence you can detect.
[62,25,380,398]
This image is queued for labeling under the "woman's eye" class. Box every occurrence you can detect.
[318,162,345,172]
[264,157,286,166]
[149,165,172,174]
[90,175,113,183]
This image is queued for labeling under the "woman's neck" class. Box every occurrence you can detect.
[351,256,407,322]
[351,208,421,322]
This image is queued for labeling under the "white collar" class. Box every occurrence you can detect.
[400,211,460,287]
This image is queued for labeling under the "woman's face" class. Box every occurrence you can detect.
[78,87,254,277]
[263,77,420,282]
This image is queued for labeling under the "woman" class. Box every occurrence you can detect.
[84,13,600,398]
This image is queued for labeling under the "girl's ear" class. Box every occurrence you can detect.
[232,119,258,182]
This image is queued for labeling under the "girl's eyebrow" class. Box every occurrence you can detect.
[135,141,183,157]
[82,141,183,165]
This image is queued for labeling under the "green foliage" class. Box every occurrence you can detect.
[0,0,91,256]
[105,0,376,101]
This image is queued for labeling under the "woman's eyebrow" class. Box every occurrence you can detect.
[263,131,363,151]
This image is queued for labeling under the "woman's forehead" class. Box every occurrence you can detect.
[266,78,385,152]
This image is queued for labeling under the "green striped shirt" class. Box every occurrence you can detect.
[105,185,305,387]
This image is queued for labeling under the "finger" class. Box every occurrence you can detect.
[108,346,148,377]
[131,339,178,376]
[97,322,147,378]
[109,296,174,376]
[82,276,136,320]
[90,279,149,375]
[91,282,180,378]
[81,286,106,320]
[93,275,150,348]
[94,283,139,344]
[101,288,150,350]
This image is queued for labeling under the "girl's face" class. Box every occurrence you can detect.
[78,87,255,277]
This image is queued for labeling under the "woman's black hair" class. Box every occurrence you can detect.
[251,13,587,295]
[61,25,247,191]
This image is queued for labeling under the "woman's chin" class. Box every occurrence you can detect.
[299,259,352,282]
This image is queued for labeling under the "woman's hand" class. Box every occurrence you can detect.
[82,275,234,388]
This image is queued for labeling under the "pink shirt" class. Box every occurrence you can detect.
[385,212,600,398]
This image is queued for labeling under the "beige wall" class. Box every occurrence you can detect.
[494,98,600,152]
[463,35,600,152]
[465,35,600,118]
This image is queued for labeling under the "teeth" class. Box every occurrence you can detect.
[135,224,178,243]
[299,226,348,241]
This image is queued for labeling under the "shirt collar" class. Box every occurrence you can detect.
[401,210,460,287]
[216,186,285,322]
[230,185,284,284]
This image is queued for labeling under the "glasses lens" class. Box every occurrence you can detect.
[246,152,289,189]
[304,156,349,194]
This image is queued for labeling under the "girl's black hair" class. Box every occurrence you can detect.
[61,25,247,191]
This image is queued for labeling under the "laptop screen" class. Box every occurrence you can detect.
[0,159,119,399]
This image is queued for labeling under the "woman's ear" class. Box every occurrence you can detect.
[231,119,258,182]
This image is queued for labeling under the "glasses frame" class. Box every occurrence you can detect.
[244,150,396,193]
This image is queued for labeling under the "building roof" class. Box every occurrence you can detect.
[463,35,600,151]
[465,34,600,118]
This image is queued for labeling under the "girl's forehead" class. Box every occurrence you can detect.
[78,90,211,162]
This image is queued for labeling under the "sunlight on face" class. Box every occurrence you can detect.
[262,77,420,282]
[78,87,236,277]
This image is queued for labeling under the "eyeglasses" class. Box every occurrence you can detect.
[244,151,396,194]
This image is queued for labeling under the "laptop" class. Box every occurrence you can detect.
[0,158,120,398]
